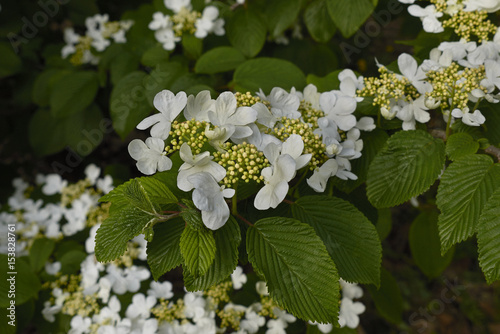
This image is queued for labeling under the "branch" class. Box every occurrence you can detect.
[485,145,500,162]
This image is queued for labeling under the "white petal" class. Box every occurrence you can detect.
[128,139,148,160]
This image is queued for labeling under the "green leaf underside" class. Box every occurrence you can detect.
[180,223,216,278]
[233,58,306,94]
[437,155,500,254]
[227,7,267,58]
[292,196,381,286]
[110,71,152,139]
[326,0,375,38]
[184,217,241,291]
[50,71,99,118]
[96,177,177,262]
[477,188,500,284]
[367,130,445,208]
[409,211,454,278]
[147,218,185,281]
[29,238,55,272]
[445,132,479,161]
[304,0,337,43]
[367,268,403,324]
[195,46,246,74]
[246,217,339,323]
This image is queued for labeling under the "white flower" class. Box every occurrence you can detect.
[340,279,363,299]
[164,0,191,13]
[258,87,301,119]
[42,302,62,322]
[481,59,500,91]
[438,40,477,61]
[69,315,92,334]
[407,4,444,33]
[356,117,376,131]
[42,174,68,195]
[195,6,225,38]
[85,164,101,185]
[231,267,247,290]
[45,261,61,275]
[105,265,150,295]
[266,308,296,334]
[338,297,365,328]
[256,281,270,296]
[395,96,430,130]
[319,92,357,131]
[125,293,157,319]
[183,292,206,322]
[97,175,114,194]
[128,137,172,175]
[463,0,500,12]
[451,108,485,126]
[263,134,311,170]
[149,12,171,30]
[177,143,226,191]
[155,28,180,50]
[307,159,339,192]
[208,92,257,140]
[240,309,266,334]
[188,172,235,230]
[339,69,364,102]
[398,53,432,94]
[184,90,215,122]
[137,90,187,139]
[147,281,174,299]
[254,154,296,210]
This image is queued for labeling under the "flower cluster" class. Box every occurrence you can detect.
[61,14,133,65]
[400,0,498,42]
[149,0,224,51]
[1,165,112,254]
[359,21,500,129]
[129,75,375,230]
[0,169,365,333]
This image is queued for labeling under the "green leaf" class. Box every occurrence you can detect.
[96,177,177,262]
[0,42,22,78]
[144,62,188,106]
[32,69,71,107]
[306,71,341,92]
[326,0,376,38]
[147,218,185,280]
[59,250,87,275]
[246,217,339,323]
[335,128,388,193]
[304,0,337,43]
[0,257,41,307]
[184,217,241,290]
[437,155,500,254]
[180,223,216,278]
[29,104,104,156]
[110,52,140,86]
[233,58,306,94]
[50,71,99,118]
[141,45,170,67]
[482,103,500,146]
[182,34,203,60]
[477,188,500,283]
[367,130,446,208]
[227,7,267,58]
[195,47,246,74]
[109,71,152,139]
[376,208,392,241]
[409,210,454,278]
[367,268,403,324]
[265,0,301,38]
[293,196,381,286]
[29,238,55,272]
[446,133,479,161]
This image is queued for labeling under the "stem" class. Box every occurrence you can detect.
[236,214,254,227]
[445,113,452,139]
[232,192,238,216]
[283,199,294,205]
[485,145,500,162]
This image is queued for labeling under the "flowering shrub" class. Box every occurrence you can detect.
[0,167,364,333]
[2,0,500,332]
